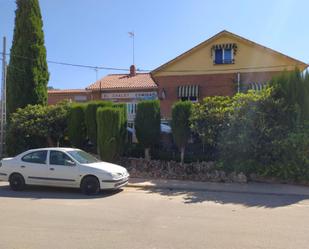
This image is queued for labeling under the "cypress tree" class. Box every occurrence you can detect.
[6,0,49,116]
[171,101,192,164]
[135,100,161,160]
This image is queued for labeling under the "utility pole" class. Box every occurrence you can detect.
[0,36,7,157]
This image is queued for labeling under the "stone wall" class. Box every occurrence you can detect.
[118,157,247,183]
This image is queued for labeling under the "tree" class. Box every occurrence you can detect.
[135,100,161,160]
[68,104,86,148]
[96,107,122,162]
[84,101,112,150]
[6,0,49,116]
[112,103,127,155]
[171,101,192,164]
[269,68,309,126]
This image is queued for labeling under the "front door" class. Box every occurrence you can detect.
[47,150,79,187]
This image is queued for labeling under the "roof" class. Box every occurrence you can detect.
[86,73,157,91]
[151,30,308,74]
[48,89,90,94]
[25,147,78,152]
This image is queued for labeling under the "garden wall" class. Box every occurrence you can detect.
[118,157,248,183]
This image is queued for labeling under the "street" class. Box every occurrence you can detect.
[0,182,309,249]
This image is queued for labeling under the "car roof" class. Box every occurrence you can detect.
[25,147,79,153]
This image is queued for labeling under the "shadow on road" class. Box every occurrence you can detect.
[127,178,309,208]
[0,183,122,200]
[134,185,309,208]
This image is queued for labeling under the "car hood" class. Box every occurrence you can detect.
[82,161,127,174]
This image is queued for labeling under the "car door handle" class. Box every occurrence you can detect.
[49,168,55,171]
[20,165,26,168]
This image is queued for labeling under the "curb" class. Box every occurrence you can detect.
[126,182,309,197]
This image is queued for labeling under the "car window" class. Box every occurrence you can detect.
[67,150,99,164]
[50,151,75,166]
[22,151,47,164]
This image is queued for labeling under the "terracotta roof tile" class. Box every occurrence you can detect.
[86,73,157,91]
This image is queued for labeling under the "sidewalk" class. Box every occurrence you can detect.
[128,178,309,197]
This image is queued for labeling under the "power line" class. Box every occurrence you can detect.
[0,52,150,72]
[1,52,308,74]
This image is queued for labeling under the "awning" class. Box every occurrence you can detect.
[212,43,237,50]
[178,85,199,98]
[249,82,266,91]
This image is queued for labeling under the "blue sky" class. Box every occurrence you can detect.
[1,0,309,89]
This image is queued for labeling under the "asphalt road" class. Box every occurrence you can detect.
[0,182,309,249]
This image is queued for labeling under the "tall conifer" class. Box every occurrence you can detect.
[7,0,49,115]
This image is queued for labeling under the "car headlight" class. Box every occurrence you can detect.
[110,172,123,179]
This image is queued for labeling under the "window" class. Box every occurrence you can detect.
[214,48,233,64]
[249,82,266,92]
[50,151,75,166]
[22,151,47,164]
[212,43,237,64]
[127,103,137,115]
[67,150,99,164]
[74,95,87,102]
[181,96,198,102]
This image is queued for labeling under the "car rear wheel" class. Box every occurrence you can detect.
[81,176,100,195]
[9,173,26,191]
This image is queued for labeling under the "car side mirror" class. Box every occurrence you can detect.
[65,159,76,166]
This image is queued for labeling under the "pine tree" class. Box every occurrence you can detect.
[6,0,49,116]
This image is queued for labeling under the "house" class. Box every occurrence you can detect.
[48,89,91,105]
[86,65,158,124]
[151,30,308,119]
[48,30,308,121]
[48,65,158,124]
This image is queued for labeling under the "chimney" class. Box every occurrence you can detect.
[130,64,136,77]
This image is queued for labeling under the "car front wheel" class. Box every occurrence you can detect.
[9,173,26,191]
[81,176,100,195]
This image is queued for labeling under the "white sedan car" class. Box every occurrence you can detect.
[0,148,129,195]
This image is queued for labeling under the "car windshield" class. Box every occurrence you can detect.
[67,150,100,164]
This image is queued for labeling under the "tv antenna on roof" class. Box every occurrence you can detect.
[128,31,135,65]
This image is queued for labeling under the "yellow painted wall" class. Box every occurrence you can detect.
[152,33,307,77]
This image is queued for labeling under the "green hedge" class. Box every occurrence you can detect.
[171,101,192,164]
[135,100,161,160]
[68,103,86,148]
[84,101,112,148]
[97,107,122,162]
[113,103,127,155]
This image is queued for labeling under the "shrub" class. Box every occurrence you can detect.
[219,70,309,180]
[96,107,122,162]
[135,100,161,160]
[84,101,112,149]
[190,96,233,159]
[67,103,86,148]
[264,124,309,181]
[6,101,71,156]
[171,101,192,164]
[218,90,274,173]
[46,101,71,146]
